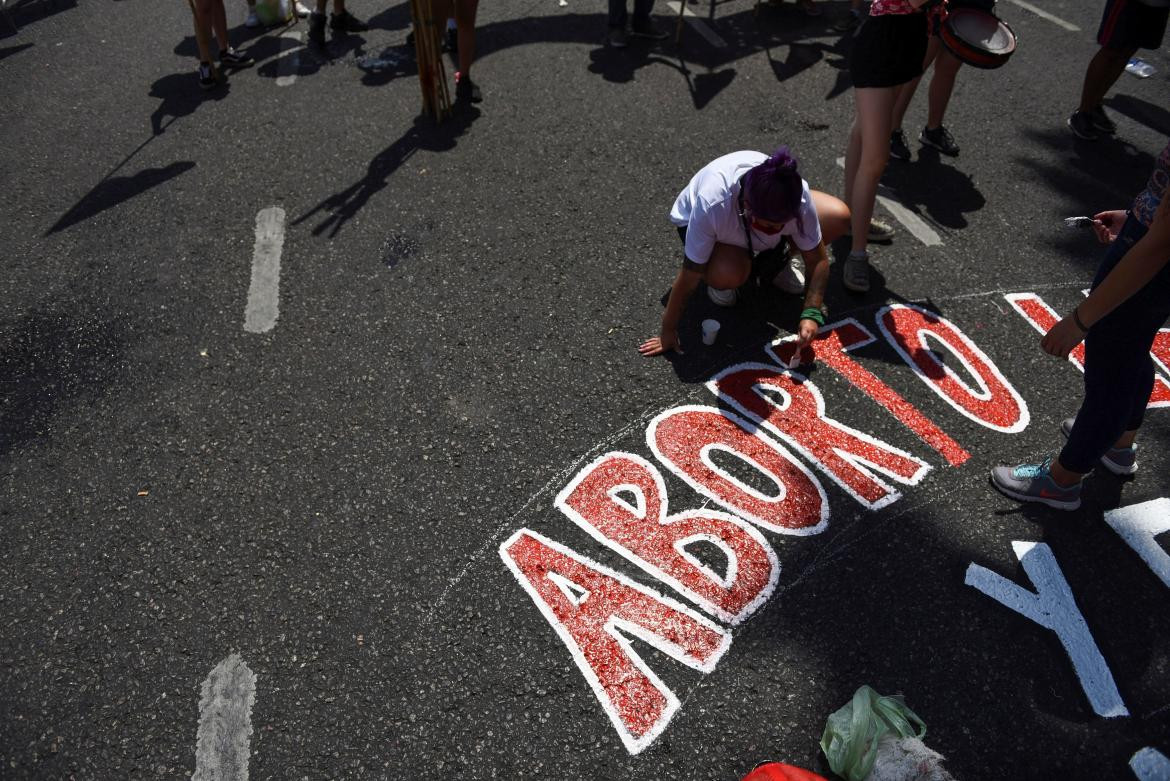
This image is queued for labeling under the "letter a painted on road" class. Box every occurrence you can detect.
[879,304,1030,434]
[556,451,780,625]
[648,405,829,536]
[499,529,731,755]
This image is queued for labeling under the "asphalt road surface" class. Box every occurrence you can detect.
[2,0,1169,778]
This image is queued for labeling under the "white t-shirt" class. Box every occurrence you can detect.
[669,151,822,265]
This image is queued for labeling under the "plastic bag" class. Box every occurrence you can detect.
[820,685,927,781]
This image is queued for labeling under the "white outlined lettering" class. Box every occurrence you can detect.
[1104,498,1170,590]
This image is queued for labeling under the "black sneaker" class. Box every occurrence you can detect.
[455,71,482,103]
[920,125,959,156]
[198,62,218,90]
[219,48,254,68]
[308,11,326,47]
[1067,110,1100,141]
[330,9,368,33]
[630,19,669,39]
[1088,105,1117,135]
[889,128,911,161]
[607,26,628,48]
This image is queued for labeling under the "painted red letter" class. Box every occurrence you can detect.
[499,529,731,754]
[648,405,828,535]
[877,304,1029,433]
[556,451,779,625]
[709,363,930,510]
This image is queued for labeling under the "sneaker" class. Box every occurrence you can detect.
[842,251,870,293]
[330,9,368,32]
[832,9,862,32]
[308,11,326,47]
[772,259,805,295]
[707,286,738,306]
[889,128,911,161]
[455,71,482,103]
[245,9,261,28]
[219,48,255,68]
[1067,110,1101,141]
[1088,105,1117,135]
[198,62,218,90]
[630,19,669,39]
[920,125,959,156]
[295,1,311,17]
[607,26,628,48]
[989,457,1082,510]
[1059,418,1138,475]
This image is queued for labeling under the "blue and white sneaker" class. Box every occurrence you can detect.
[990,457,1082,510]
[1060,418,1138,475]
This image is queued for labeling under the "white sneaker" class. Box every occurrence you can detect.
[707,287,738,307]
[245,9,261,27]
[295,1,311,17]
[772,259,805,295]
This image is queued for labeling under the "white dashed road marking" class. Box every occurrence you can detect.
[245,206,286,334]
[665,2,728,48]
[1003,0,1080,32]
[276,30,304,87]
[836,157,943,246]
[192,654,256,781]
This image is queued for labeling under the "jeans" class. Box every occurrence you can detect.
[1060,213,1170,472]
[609,0,654,29]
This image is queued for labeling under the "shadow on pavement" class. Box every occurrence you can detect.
[47,161,196,235]
[292,104,482,238]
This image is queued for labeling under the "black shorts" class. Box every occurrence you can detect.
[850,13,928,88]
[1098,0,1169,51]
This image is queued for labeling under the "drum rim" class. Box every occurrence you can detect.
[943,6,1017,57]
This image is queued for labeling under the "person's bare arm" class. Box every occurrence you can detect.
[796,242,830,346]
[639,264,703,357]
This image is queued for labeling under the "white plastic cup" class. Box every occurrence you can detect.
[701,319,720,346]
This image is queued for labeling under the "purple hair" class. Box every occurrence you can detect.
[742,146,804,231]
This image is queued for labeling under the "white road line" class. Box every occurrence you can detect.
[276,30,303,87]
[192,654,256,781]
[665,1,727,48]
[835,157,943,246]
[1003,0,1080,32]
[244,206,286,333]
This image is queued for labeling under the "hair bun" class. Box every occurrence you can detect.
[770,145,798,174]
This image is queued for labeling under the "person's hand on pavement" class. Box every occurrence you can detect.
[639,329,682,357]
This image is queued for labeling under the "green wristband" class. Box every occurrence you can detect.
[800,307,825,326]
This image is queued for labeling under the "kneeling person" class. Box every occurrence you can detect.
[639,147,850,356]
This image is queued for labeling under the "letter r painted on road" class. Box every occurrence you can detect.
[499,529,731,755]
[648,405,829,536]
[555,452,780,625]
[966,541,1128,718]
[708,363,930,511]
[879,304,1030,434]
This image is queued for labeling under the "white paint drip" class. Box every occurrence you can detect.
[244,206,286,333]
[276,31,303,87]
[965,541,1129,718]
[1130,747,1170,781]
[192,654,257,781]
[1003,0,1080,32]
[835,157,942,246]
[664,2,728,48]
[1104,498,1170,590]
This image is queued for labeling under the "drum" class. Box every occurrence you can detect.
[940,7,1017,69]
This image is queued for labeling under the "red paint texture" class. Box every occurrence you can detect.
[772,321,970,466]
[557,453,777,623]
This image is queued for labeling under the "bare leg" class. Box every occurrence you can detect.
[704,242,753,290]
[891,37,939,131]
[1078,45,1135,112]
[455,0,478,75]
[192,0,216,62]
[810,190,851,244]
[925,47,961,129]
[846,86,899,254]
[210,0,231,53]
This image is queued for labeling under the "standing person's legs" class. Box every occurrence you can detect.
[209,0,231,53]
[925,48,961,129]
[609,0,629,29]
[455,0,478,76]
[891,37,939,133]
[1077,45,1134,113]
[846,87,898,255]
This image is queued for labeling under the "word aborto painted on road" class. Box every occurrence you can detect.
[499,292,1170,757]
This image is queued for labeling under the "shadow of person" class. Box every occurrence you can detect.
[149,71,231,136]
[293,105,481,239]
[0,41,33,61]
[880,151,986,230]
[1104,94,1170,138]
[46,161,197,235]
[587,41,657,85]
[1,0,76,37]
